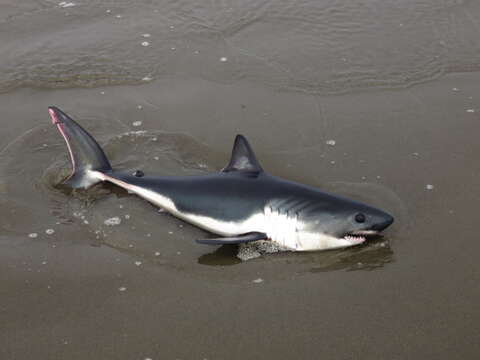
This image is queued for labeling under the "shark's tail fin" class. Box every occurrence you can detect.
[48,106,112,189]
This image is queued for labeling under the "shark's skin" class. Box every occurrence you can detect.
[49,106,394,251]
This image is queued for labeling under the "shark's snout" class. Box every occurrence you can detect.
[371,213,394,232]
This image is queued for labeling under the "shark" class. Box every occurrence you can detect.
[49,106,393,251]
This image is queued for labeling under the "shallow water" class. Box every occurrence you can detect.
[1,1,480,359]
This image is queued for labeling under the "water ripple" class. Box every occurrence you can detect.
[0,0,479,93]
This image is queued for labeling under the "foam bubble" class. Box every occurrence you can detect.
[104,217,121,226]
[238,240,287,261]
[237,246,261,261]
[58,2,76,8]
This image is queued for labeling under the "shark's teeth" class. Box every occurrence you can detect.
[343,235,366,245]
[349,230,379,236]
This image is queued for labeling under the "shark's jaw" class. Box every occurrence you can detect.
[343,230,381,245]
[282,229,382,251]
[342,235,367,246]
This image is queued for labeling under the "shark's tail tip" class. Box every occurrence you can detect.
[48,106,61,124]
[48,106,72,125]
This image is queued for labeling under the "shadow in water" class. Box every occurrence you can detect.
[197,236,394,272]
[197,245,242,266]
[307,238,394,272]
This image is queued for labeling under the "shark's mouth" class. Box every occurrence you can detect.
[343,230,380,245]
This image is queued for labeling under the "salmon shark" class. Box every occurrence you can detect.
[49,106,393,251]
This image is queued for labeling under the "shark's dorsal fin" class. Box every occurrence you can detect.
[222,135,263,174]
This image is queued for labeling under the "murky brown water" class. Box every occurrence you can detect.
[1,1,480,359]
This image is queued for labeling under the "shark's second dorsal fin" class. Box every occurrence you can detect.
[222,135,263,174]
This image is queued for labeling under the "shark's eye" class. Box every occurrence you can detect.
[355,213,366,223]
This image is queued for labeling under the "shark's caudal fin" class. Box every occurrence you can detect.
[49,106,112,189]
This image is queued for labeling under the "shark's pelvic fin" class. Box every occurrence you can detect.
[222,135,263,174]
[196,231,267,245]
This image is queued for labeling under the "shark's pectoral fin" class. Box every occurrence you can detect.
[196,232,267,245]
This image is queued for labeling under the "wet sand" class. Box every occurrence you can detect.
[1,1,480,359]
